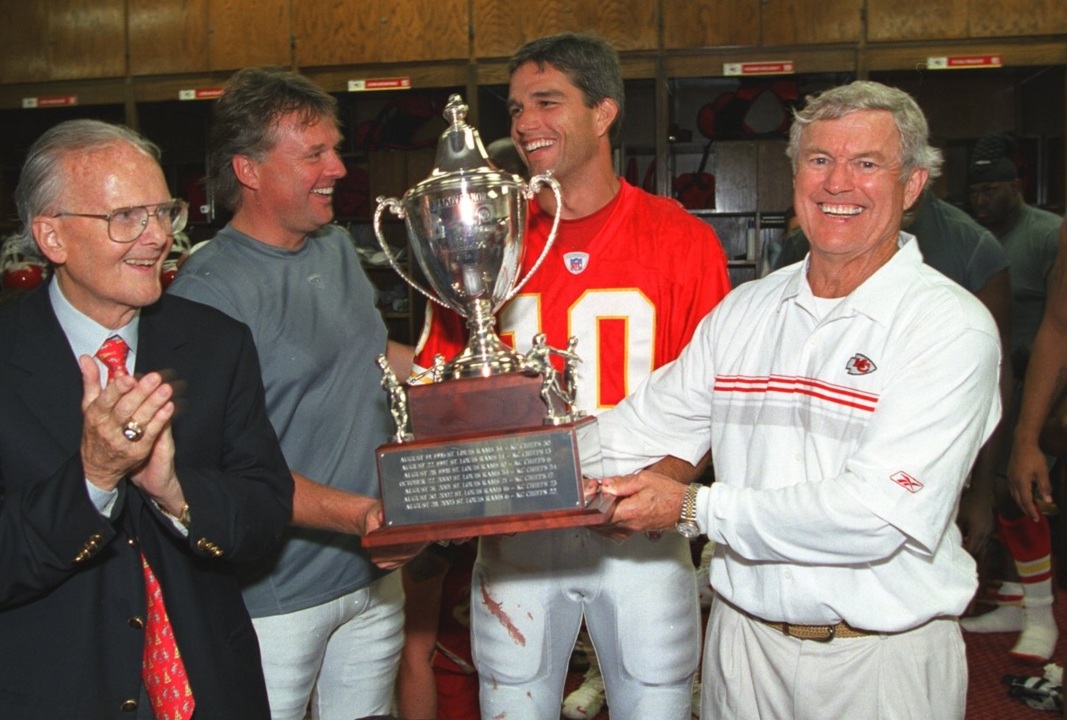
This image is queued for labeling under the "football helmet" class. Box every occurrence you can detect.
[1,233,49,292]
[160,230,192,289]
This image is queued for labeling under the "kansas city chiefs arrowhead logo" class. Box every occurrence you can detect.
[845,353,877,376]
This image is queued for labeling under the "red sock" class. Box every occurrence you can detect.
[998,513,1053,585]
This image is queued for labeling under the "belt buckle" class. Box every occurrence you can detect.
[782,621,836,642]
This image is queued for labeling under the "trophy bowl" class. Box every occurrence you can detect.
[402,168,524,320]
[374,94,560,379]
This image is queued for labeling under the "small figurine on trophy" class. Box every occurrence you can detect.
[376,354,413,443]
[430,353,447,383]
[521,333,582,425]
[409,353,448,385]
[562,336,580,407]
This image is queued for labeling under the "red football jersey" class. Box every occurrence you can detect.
[414,179,731,414]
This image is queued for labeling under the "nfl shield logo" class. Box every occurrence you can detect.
[563,252,589,275]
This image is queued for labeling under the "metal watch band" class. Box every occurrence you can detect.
[680,482,700,525]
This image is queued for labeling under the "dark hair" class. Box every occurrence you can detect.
[15,119,161,246]
[508,32,625,143]
[209,66,339,212]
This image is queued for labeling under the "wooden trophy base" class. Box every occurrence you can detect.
[362,374,611,548]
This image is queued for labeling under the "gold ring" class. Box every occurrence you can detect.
[122,420,144,442]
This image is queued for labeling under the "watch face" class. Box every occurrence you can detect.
[676,522,700,539]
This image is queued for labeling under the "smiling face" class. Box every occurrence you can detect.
[507,61,614,188]
[793,109,926,278]
[33,141,174,328]
[235,111,346,249]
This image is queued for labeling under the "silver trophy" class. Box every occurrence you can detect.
[364,97,607,545]
[373,94,562,381]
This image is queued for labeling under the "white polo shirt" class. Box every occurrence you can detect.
[598,234,1001,632]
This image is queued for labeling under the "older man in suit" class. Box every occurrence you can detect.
[0,119,293,718]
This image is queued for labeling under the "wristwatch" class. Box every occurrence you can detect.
[675,483,701,539]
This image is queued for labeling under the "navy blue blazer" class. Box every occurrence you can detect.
[0,286,293,718]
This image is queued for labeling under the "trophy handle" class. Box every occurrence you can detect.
[505,172,563,302]
[373,195,451,310]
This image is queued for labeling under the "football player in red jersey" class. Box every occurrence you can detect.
[402,32,730,720]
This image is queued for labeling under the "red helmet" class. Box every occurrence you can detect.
[160,231,192,289]
[1,234,49,292]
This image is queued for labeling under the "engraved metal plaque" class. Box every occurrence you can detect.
[378,428,581,526]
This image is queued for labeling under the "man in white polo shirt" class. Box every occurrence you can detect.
[597,81,1001,720]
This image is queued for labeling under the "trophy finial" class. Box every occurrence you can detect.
[433,94,490,174]
[443,94,469,128]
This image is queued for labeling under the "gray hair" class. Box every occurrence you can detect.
[14,119,161,247]
[508,32,625,144]
[786,80,942,181]
[208,66,339,213]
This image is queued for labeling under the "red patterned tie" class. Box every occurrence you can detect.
[141,557,195,720]
[95,336,196,719]
[96,334,130,381]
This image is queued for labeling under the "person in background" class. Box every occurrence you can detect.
[768,205,804,270]
[168,66,419,720]
[1010,218,1067,544]
[0,118,293,717]
[1008,218,1067,720]
[597,80,1000,720]
[411,32,731,720]
[961,132,1062,662]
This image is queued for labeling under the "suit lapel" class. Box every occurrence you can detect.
[136,299,187,374]
[9,288,85,455]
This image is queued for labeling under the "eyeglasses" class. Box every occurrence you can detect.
[52,199,189,244]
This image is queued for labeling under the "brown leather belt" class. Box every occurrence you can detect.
[757,619,876,642]
[727,598,883,641]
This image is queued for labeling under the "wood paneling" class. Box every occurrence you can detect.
[0,0,1062,98]
[870,0,1067,41]
[867,0,969,42]
[51,0,126,80]
[210,0,291,71]
[292,1,358,66]
[472,0,657,59]
[294,0,468,67]
[0,0,126,83]
[0,1,49,83]
[663,0,760,50]
[761,0,862,46]
[378,0,469,63]
[569,0,658,52]
[968,0,1067,37]
[129,0,209,75]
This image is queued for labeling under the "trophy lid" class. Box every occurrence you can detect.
[432,94,492,174]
